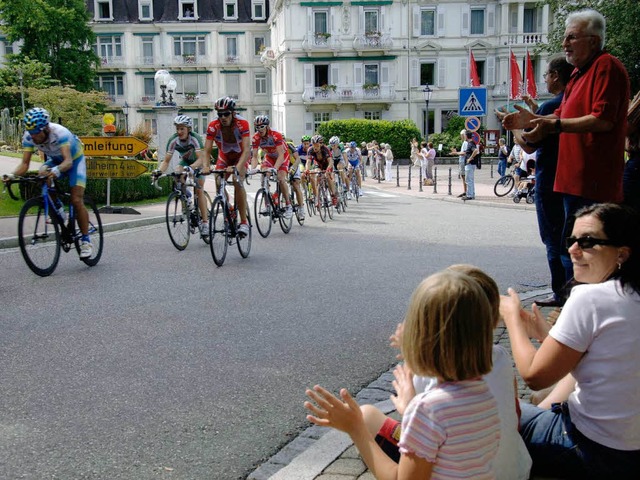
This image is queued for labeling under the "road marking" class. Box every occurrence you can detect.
[361,190,398,198]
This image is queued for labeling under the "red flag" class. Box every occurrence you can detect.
[526,51,538,99]
[510,51,522,100]
[469,51,481,86]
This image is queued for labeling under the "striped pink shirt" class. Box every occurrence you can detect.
[399,379,500,479]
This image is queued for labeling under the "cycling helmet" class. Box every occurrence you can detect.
[214,96,236,111]
[329,136,340,146]
[311,134,324,144]
[173,115,193,129]
[349,141,357,148]
[301,135,311,142]
[24,107,50,134]
[254,115,270,128]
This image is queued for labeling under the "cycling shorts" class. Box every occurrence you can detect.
[348,160,360,168]
[45,156,87,188]
[262,158,290,174]
[289,164,301,180]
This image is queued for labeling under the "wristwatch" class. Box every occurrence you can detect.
[554,119,562,133]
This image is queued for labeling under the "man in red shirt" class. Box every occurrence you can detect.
[503,8,629,279]
[249,115,293,219]
[203,96,251,236]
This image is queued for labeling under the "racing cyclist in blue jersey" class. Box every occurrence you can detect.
[8,108,93,258]
[328,136,349,199]
[345,141,363,197]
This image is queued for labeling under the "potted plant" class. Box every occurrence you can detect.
[315,32,331,40]
[184,92,197,102]
[182,53,196,64]
[320,84,337,92]
[363,82,379,90]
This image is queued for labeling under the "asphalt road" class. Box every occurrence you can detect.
[0,191,549,479]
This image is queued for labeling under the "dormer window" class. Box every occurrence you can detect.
[252,0,266,20]
[139,0,153,21]
[224,0,238,21]
[95,0,113,21]
[179,0,197,20]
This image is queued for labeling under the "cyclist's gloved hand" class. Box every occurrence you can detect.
[2,173,14,182]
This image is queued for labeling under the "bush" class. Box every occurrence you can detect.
[317,118,421,159]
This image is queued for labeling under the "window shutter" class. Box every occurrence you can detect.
[460,58,468,86]
[330,9,335,36]
[487,4,496,35]
[354,63,363,88]
[330,64,340,86]
[437,6,445,37]
[359,7,365,34]
[381,62,390,86]
[461,6,470,36]
[381,6,387,32]
[412,6,421,37]
[437,58,446,87]
[536,7,543,33]
[411,58,419,87]
[304,64,314,89]
[486,56,495,86]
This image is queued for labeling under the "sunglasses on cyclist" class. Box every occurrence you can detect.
[217,111,232,118]
[565,235,618,250]
[256,125,268,130]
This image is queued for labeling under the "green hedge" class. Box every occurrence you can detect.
[317,119,421,159]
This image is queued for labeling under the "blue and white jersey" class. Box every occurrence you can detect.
[345,147,361,166]
[297,144,309,166]
[22,123,84,165]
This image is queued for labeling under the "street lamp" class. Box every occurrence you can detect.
[423,84,433,141]
[155,69,171,105]
[167,76,177,105]
[122,101,130,134]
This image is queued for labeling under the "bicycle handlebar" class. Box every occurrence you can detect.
[2,175,50,201]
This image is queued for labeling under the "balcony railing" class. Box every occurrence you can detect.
[505,32,547,45]
[136,56,158,66]
[353,32,393,50]
[301,33,341,52]
[170,54,204,66]
[302,85,396,103]
[225,55,239,64]
[140,95,156,105]
[100,56,125,67]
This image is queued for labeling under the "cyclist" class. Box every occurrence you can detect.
[345,141,363,197]
[7,107,93,258]
[154,115,209,235]
[307,134,337,207]
[286,138,305,220]
[249,115,293,219]
[328,135,348,197]
[203,96,251,236]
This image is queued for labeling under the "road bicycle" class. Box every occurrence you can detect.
[152,167,212,251]
[348,166,360,203]
[4,175,103,277]
[333,168,348,213]
[208,167,252,266]
[493,163,517,197]
[253,169,293,238]
[302,172,316,217]
[309,171,334,223]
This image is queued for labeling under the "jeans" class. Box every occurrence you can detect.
[520,402,640,479]
[560,194,597,281]
[497,159,507,177]
[535,188,567,300]
[464,163,476,198]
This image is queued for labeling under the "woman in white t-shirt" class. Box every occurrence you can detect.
[501,203,640,478]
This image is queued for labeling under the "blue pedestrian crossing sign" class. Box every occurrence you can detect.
[459,88,487,117]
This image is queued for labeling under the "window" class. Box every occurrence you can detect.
[143,114,157,135]
[420,62,435,86]
[470,9,485,35]
[364,64,379,85]
[252,0,266,20]
[143,77,155,96]
[364,9,379,34]
[94,35,122,61]
[225,74,240,99]
[475,60,485,84]
[179,0,196,19]
[254,36,266,56]
[95,0,113,20]
[226,37,238,61]
[173,73,208,95]
[524,7,537,33]
[3,40,13,56]
[173,35,206,56]
[313,112,331,132]
[224,0,238,20]
[364,111,381,120]
[94,74,124,98]
[255,72,267,94]
[314,65,329,87]
[314,11,328,35]
[141,37,154,64]
[192,112,210,136]
[420,9,435,36]
[138,0,153,20]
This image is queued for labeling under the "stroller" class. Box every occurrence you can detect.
[513,174,535,204]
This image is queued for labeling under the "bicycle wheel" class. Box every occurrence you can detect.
[317,186,327,223]
[292,192,305,226]
[494,175,515,197]
[18,197,61,277]
[305,184,316,216]
[165,191,190,250]
[325,187,334,220]
[236,208,252,258]
[199,191,213,245]
[74,196,104,267]
[209,198,228,266]
[279,191,293,233]
[254,188,272,238]
[351,176,359,203]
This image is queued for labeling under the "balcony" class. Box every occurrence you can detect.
[353,32,393,53]
[99,56,125,68]
[140,95,156,105]
[302,85,396,105]
[225,55,239,65]
[181,93,207,105]
[169,54,205,67]
[505,32,547,46]
[491,81,549,99]
[136,56,158,67]
[301,33,341,53]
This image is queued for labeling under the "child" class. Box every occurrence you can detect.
[305,270,500,479]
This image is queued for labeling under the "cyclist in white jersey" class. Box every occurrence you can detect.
[345,141,363,197]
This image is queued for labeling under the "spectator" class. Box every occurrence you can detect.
[382,143,393,182]
[503,9,630,281]
[497,138,509,177]
[500,203,640,478]
[424,142,436,185]
[409,138,420,170]
[360,141,368,178]
[462,131,479,200]
[419,141,428,182]
[450,129,468,197]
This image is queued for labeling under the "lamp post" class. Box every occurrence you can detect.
[122,101,130,134]
[17,68,25,115]
[167,77,177,105]
[155,69,171,105]
[423,84,433,141]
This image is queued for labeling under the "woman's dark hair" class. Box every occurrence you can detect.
[575,203,640,294]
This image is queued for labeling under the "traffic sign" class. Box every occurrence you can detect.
[464,116,481,132]
[471,132,481,144]
[459,88,487,117]
[86,158,148,179]
[80,136,148,157]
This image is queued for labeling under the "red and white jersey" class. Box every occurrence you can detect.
[251,129,290,165]
[206,115,250,163]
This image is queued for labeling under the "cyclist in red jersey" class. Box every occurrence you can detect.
[307,135,337,207]
[249,115,293,219]
[203,97,250,236]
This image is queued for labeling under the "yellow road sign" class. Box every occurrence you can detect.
[80,136,148,157]
[86,159,148,179]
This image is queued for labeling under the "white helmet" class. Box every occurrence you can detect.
[174,115,193,128]
[329,136,340,146]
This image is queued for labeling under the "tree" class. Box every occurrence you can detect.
[0,0,99,91]
[541,0,640,93]
[0,58,56,117]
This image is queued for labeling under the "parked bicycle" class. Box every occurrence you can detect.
[152,167,212,251]
[3,175,103,277]
[253,168,293,237]
[208,167,252,266]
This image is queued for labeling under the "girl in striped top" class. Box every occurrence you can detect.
[305,270,500,479]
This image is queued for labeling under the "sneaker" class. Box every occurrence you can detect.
[237,222,250,236]
[260,206,271,215]
[200,222,209,236]
[284,205,293,219]
[79,241,93,259]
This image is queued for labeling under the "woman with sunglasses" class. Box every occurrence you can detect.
[500,203,640,478]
